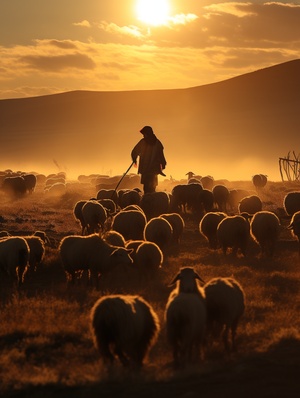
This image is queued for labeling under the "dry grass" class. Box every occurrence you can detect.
[1,179,300,397]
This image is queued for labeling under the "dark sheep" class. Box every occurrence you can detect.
[238,195,262,215]
[204,277,245,352]
[90,294,160,369]
[217,215,250,256]
[283,191,300,216]
[212,184,230,212]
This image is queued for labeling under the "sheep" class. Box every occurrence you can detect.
[125,240,145,263]
[203,277,245,352]
[171,183,203,214]
[21,236,45,281]
[81,200,107,234]
[0,237,30,286]
[102,230,126,247]
[22,173,37,193]
[33,230,51,246]
[199,211,227,249]
[44,182,66,196]
[187,178,202,185]
[58,234,133,288]
[111,209,147,241]
[134,241,163,276]
[200,175,214,191]
[185,171,202,181]
[140,191,170,220]
[1,176,27,198]
[252,174,267,191]
[73,200,87,233]
[217,215,250,256]
[250,211,281,257]
[96,188,118,206]
[165,267,206,367]
[283,191,300,216]
[97,198,117,215]
[228,189,250,211]
[119,189,142,209]
[160,213,185,248]
[238,195,262,215]
[90,294,160,370]
[0,230,11,238]
[212,184,230,212]
[287,210,300,255]
[198,189,214,214]
[143,217,173,255]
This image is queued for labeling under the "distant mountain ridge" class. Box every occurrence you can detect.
[1,59,300,180]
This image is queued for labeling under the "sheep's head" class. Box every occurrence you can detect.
[169,267,205,293]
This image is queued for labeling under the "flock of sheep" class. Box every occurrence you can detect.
[1,170,300,371]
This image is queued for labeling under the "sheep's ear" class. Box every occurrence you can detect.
[194,272,206,284]
[287,223,293,229]
[168,273,181,286]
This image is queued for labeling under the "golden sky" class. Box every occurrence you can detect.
[1,1,300,99]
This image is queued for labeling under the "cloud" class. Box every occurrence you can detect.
[73,20,91,28]
[98,21,144,39]
[20,53,96,72]
[47,40,78,50]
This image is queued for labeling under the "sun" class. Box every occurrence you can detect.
[136,0,170,26]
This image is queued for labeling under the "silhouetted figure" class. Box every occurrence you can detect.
[131,126,167,194]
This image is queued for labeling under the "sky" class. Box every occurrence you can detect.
[1,0,300,100]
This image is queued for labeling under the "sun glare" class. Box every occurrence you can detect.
[136,0,170,26]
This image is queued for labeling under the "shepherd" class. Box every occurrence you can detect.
[131,126,167,194]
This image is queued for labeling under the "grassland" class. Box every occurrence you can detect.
[0,178,300,398]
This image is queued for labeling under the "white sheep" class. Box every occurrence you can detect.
[58,234,133,288]
[90,294,160,369]
[81,200,107,235]
[0,237,30,286]
[199,211,227,249]
[217,215,250,256]
[143,216,173,254]
[111,209,147,241]
[250,210,281,257]
[165,267,206,367]
[203,277,245,352]
[287,210,300,255]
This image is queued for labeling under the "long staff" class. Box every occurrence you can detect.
[111,161,135,198]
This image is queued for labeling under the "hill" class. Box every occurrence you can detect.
[1,59,300,180]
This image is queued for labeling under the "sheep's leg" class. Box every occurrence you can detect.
[114,347,130,367]
[231,319,239,352]
[222,325,230,353]
[98,343,115,367]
